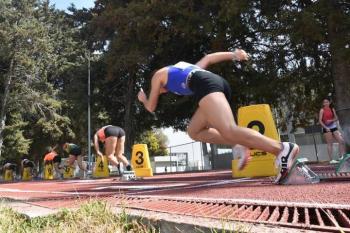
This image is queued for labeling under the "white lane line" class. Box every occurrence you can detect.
[92,178,254,191]
[128,178,257,195]
[0,178,257,196]
[92,183,187,191]
[0,188,90,196]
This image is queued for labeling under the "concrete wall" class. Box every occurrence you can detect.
[298,143,341,162]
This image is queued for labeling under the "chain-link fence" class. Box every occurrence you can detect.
[150,141,212,173]
[152,123,348,174]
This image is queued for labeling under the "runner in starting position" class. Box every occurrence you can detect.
[138,49,299,183]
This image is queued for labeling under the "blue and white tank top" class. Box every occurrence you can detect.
[166,62,202,96]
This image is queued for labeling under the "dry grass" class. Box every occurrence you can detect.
[0,200,158,233]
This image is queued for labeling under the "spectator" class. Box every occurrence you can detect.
[319,98,346,163]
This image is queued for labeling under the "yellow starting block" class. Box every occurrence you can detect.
[232,104,279,178]
[3,169,14,181]
[44,163,54,180]
[131,144,153,177]
[93,155,109,178]
[63,165,75,179]
[22,167,33,181]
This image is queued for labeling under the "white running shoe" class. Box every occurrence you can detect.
[275,142,300,184]
[233,145,251,170]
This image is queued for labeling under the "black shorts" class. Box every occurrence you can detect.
[105,126,125,138]
[70,147,82,157]
[23,159,34,168]
[188,71,232,104]
[4,163,16,170]
[322,127,338,134]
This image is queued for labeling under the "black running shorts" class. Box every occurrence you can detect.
[105,126,125,138]
[188,71,232,104]
[322,127,338,134]
[70,146,82,157]
[5,163,17,171]
[23,159,34,168]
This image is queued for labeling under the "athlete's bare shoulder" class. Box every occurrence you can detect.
[152,67,168,85]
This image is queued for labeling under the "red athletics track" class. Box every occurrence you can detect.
[0,167,349,209]
[1,165,349,232]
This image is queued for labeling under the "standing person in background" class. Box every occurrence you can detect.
[94,125,132,173]
[63,143,88,173]
[43,146,63,179]
[137,49,300,183]
[319,98,346,163]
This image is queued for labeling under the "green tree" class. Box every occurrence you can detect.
[136,129,169,157]
[85,0,254,151]
[0,0,83,162]
[78,0,349,151]
[254,0,349,149]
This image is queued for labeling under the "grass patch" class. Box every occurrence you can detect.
[0,200,158,233]
[0,200,251,233]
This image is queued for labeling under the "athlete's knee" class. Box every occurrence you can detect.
[106,154,115,160]
[187,127,200,141]
[338,138,345,144]
[68,158,75,165]
[78,164,85,170]
[115,154,123,160]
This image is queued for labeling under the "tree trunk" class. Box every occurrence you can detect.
[328,3,350,153]
[0,59,14,158]
[123,75,135,158]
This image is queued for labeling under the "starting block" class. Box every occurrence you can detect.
[121,171,136,181]
[3,169,14,181]
[43,164,54,180]
[63,165,75,179]
[336,154,350,173]
[131,144,153,177]
[279,158,320,185]
[93,155,109,178]
[22,167,33,181]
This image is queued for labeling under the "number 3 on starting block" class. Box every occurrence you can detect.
[131,144,153,177]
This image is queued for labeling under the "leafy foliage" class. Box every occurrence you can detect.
[0,0,349,162]
[136,129,169,157]
[0,0,83,161]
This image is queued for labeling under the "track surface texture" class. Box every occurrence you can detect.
[1,164,349,232]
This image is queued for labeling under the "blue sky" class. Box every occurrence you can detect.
[50,0,95,10]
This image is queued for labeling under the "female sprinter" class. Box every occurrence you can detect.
[94,125,132,172]
[137,49,299,183]
[63,143,88,174]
